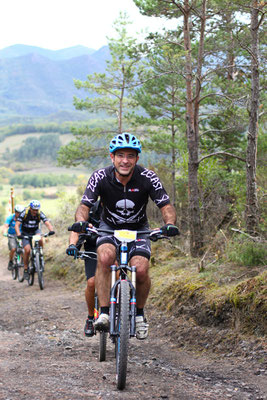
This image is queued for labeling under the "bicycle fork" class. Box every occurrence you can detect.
[109,265,137,337]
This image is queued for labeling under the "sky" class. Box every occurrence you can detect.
[0,0,178,51]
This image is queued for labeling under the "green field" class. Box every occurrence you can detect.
[0,132,74,155]
[0,184,78,220]
[0,129,92,225]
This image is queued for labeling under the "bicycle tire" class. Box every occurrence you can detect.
[17,253,24,282]
[116,279,130,390]
[28,259,35,286]
[99,331,107,362]
[11,264,18,280]
[94,293,107,362]
[36,254,44,290]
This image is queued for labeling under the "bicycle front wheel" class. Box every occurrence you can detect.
[11,264,18,280]
[17,253,24,282]
[116,279,130,390]
[36,254,44,290]
[28,259,35,286]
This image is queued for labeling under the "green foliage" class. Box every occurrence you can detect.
[6,134,61,162]
[59,13,142,168]
[22,189,45,200]
[57,125,111,168]
[131,33,186,157]
[225,236,267,266]
[0,167,14,183]
[10,173,76,188]
[0,122,72,142]
[52,189,79,229]
[0,202,6,224]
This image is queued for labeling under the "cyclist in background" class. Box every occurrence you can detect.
[15,200,54,280]
[68,133,179,340]
[66,200,102,337]
[2,204,25,270]
[67,200,102,337]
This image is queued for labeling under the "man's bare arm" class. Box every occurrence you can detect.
[75,203,90,222]
[44,220,54,231]
[69,231,79,245]
[15,221,21,236]
[67,204,90,246]
[160,204,177,225]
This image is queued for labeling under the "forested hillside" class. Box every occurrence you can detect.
[0,45,110,117]
[0,44,96,60]
[0,4,266,388]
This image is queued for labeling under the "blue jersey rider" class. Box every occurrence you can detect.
[2,204,25,270]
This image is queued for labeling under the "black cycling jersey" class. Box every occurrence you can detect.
[17,209,48,234]
[81,165,170,229]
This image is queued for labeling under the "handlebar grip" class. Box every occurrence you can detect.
[68,226,73,231]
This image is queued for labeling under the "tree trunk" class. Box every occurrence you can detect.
[183,1,203,256]
[246,1,260,235]
[171,89,176,206]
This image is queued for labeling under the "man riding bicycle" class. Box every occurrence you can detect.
[67,133,178,339]
[15,200,55,280]
[68,200,103,337]
[2,204,25,270]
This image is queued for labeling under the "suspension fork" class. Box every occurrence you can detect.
[109,263,128,336]
[130,266,136,337]
[110,277,119,336]
[109,265,137,337]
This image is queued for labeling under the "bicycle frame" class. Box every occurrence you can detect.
[67,225,167,337]
[21,232,53,289]
[109,232,137,338]
[67,224,170,390]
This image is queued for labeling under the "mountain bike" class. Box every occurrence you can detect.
[20,232,54,289]
[6,234,24,281]
[68,224,170,390]
[67,248,108,362]
[15,237,24,282]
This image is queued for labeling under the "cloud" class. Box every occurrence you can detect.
[0,0,177,50]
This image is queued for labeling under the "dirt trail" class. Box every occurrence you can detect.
[0,256,266,400]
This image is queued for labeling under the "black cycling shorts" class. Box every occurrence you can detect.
[21,230,41,248]
[96,221,151,261]
[77,235,97,280]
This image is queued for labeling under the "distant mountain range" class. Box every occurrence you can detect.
[0,44,110,119]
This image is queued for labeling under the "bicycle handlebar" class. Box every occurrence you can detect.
[76,250,97,260]
[18,232,55,239]
[67,224,168,242]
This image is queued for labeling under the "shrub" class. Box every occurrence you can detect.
[10,173,76,188]
[225,236,267,266]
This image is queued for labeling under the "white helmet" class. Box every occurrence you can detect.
[15,204,25,213]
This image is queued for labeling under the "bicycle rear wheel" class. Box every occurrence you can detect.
[36,254,44,290]
[99,331,107,362]
[94,293,107,362]
[116,279,130,390]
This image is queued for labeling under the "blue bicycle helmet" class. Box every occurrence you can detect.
[109,133,142,154]
[29,200,41,210]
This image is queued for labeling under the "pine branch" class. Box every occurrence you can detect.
[198,151,246,164]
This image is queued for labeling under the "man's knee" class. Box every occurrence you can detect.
[87,277,95,290]
[97,244,116,269]
[24,245,31,255]
[131,256,149,282]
